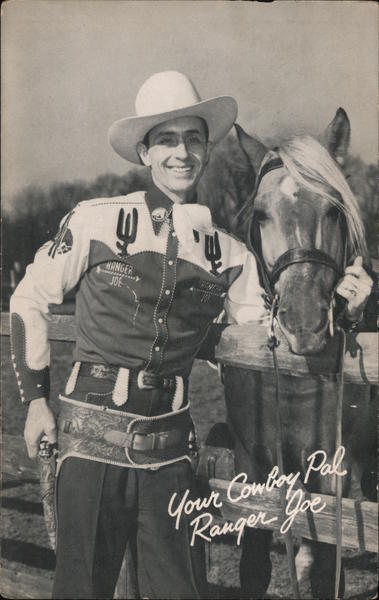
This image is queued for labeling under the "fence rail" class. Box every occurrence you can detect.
[1,313,377,384]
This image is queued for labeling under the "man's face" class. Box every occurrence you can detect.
[137,117,211,200]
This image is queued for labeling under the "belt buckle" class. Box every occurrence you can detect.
[137,370,155,390]
[131,431,157,451]
[131,431,170,451]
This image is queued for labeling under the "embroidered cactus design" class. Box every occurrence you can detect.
[205,231,222,275]
[116,208,138,257]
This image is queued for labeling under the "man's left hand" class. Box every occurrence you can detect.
[336,256,373,321]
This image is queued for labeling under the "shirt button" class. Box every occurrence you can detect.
[154,346,160,352]
[172,232,177,238]
[165,289,170,295]
[168,260,174,266]
[158,318,163,324]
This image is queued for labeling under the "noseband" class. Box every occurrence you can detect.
[246,156,347,307]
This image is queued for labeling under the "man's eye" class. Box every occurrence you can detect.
[158,137,174,145]
[187,135,202,144]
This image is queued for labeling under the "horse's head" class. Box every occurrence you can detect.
[237,109,367,355]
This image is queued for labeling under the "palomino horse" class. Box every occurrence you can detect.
[223,109,375,599]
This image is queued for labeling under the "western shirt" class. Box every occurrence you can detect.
[10,185,266,403]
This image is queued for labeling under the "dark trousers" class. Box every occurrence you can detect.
[53,457,207,599]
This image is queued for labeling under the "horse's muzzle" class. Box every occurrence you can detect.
[277,307,330,355]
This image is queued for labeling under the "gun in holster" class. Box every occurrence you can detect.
[38,436,58,551]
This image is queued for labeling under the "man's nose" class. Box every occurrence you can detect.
[174,141,190,159]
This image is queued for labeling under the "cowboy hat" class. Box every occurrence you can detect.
[108,71,238,164]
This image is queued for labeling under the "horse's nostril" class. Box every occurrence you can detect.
[278,308,295,333]
[313,310,329,334]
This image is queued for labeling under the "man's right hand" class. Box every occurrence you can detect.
[24,397,57,458]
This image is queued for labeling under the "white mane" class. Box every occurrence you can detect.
[277,135,368,258]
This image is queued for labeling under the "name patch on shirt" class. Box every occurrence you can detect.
[190,280,226,304]
[96,261,141,288]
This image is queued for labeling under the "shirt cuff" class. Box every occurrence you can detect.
[11,313,50,404]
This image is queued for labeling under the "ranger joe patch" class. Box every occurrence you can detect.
[96,261,141,287]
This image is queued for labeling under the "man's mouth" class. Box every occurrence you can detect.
[167,165,194,174]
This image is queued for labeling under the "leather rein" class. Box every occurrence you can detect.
[246,156,347,599]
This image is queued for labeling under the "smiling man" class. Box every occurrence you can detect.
[138,116,209,200]
[10,71,268,599]
[9,71,374,600]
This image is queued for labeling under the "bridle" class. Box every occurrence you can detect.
[246,155,347,599]
[246,156,347,312]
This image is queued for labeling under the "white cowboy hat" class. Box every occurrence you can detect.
[108,71,238,164]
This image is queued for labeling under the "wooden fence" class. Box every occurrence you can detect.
[2,313,377,384]
[1,313,378,598]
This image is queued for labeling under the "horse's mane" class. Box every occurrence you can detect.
[241,135,368,261]
[278,135,368,259]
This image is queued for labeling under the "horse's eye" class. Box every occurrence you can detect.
[254,209,269,224]
[326,206,340,221]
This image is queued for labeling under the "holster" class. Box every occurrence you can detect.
[57,396,197,473]
[38,439,58,551]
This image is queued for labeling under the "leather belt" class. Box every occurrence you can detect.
[100,428,184,451]
[57,397,196,469]
[60,419,185,452]
[80,362,177,391]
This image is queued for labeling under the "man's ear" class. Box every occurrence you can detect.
[204,140,213,165]
[321,108,350,167]
[137,142,151,167]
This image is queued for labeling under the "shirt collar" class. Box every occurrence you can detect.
[145,182,198,234]
[145,183,175,217]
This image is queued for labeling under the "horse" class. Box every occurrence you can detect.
[222,109,376,599]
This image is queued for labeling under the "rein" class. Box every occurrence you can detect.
[249,156,347,599]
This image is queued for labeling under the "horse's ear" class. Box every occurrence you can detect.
[234,123,267,174]
[321,108,350,166]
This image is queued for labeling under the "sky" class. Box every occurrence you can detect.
[2,0,377,209]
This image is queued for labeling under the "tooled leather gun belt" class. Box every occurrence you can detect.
[56,397,196,472]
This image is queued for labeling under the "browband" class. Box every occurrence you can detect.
[253,157,284,194]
